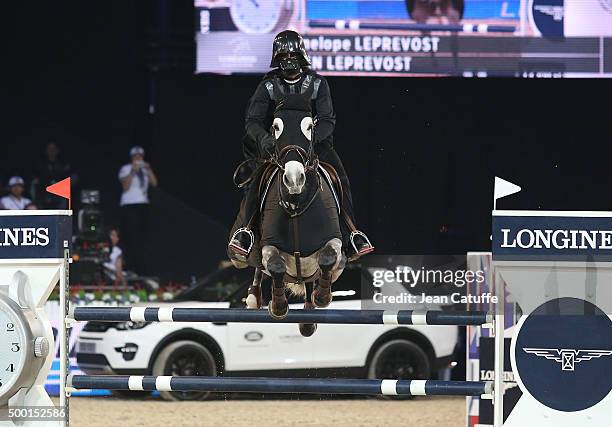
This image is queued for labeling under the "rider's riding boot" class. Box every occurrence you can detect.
[228,227,255,260]
[349,230,375,261]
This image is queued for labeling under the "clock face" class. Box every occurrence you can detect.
[0,299,27,398]
[230,0,285,34]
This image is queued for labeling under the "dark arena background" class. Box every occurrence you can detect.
[3,0,612,281]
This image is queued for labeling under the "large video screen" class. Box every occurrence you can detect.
[195,0,612,77]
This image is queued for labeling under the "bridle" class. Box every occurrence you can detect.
[269,124,321,286]
[270,144,319,174]
[267,115,321,219]
[255,112,336,285]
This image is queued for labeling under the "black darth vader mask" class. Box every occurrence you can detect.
[278,55,302,79]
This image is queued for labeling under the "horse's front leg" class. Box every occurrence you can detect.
[246,268,263,309]
[312,238,342,308]
[262,245,289,318]
[298,281,317,337]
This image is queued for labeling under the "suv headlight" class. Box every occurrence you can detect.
[113,321,151,331]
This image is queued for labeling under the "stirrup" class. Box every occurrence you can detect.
[349,230,375,258]
[229,227,255,256]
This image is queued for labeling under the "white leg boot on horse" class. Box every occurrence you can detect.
[245,268,263,309]
[263,246,289,319]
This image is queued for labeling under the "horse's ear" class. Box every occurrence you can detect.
[300,117,313,141]
[273,118,284,139]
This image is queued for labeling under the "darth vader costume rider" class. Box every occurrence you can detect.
[229,30,373,261]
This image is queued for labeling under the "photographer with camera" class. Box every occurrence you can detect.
[118,146,158,273]
[1,176,32,210]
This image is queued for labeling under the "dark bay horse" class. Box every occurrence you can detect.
[230,96,346,336]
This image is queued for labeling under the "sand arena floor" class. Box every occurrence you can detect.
[67,396,465,427]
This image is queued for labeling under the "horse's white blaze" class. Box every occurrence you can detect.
[300,117,313,141]
[273,118,284,139]
[283,160,305,194]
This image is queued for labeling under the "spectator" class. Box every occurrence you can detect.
[33,142,73,208]
[104,227,126,289]
[1,177,32,210]
[118,146,158,273]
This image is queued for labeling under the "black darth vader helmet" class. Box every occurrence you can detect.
[270,30,311,75]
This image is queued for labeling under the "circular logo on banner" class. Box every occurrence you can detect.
[514,298,612,412]
[529,0,564,38]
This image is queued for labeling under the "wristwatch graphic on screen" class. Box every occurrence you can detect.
[229,0,294,34]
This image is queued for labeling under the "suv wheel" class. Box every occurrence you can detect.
[152,340,217,401]
[367,339,431,399]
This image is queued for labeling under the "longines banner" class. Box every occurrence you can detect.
[493,213,612,261]
[0,213,71,259]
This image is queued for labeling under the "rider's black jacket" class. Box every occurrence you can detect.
[245,68,336,155]
[239,68,356,231]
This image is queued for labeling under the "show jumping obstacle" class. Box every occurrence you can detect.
[0,210,501,427]
[67,307,495,402]
[68,376,492,397]
[4,178,610,427]
[71,306,493,326]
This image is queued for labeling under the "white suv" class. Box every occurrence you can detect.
[76,265,459,400]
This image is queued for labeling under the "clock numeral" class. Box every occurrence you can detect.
[6,364,14,372]
[0,380,3,387]
[11,343,20,352]
[6,323,14,332]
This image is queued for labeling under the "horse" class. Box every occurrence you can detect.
[229,96,346,337]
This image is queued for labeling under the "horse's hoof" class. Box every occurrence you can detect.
[312,283,332,308]
[246,294,260,309]
[246,284,262,309]
[268,301,289,319]
[299,323,317,337]
[313,295,332,309]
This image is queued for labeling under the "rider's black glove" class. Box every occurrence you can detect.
[260,133,276,153]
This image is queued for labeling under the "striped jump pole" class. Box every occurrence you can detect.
[68,375,493,397]
[309,20,517,34]
[71,307,493,326]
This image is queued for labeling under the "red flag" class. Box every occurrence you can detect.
[46,177,71,210]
